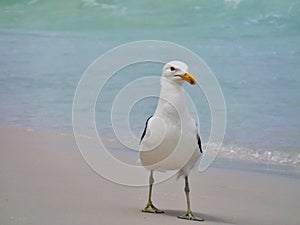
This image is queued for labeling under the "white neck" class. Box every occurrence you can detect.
[154,77,190,120]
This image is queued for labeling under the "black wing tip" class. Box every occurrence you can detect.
[139,115,153,144]
[197,133,203,153]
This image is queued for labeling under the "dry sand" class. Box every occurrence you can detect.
[1,127,299,225]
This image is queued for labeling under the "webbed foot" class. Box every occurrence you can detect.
[142,203,164,214]
[178,212,204,221]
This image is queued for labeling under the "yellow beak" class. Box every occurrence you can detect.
[179,72,196,85]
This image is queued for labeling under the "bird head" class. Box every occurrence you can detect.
[162,61,196,85]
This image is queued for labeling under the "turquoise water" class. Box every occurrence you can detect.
[1,0,300,169]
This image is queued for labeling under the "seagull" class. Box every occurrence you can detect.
[139,61,203,221]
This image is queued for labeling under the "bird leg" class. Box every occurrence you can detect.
[178,176,204,221]
[142,170,164,213]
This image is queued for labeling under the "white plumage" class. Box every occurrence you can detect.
[139,61,203,221]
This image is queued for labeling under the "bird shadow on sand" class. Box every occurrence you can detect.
[163,210,233,224]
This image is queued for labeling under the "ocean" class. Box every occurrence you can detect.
[1,0,300,175]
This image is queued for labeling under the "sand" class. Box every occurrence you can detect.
[1,127,299,225]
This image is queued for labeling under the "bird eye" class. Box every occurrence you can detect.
[170,66,176,71]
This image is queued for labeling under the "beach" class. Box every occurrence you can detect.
[1,1,300,224]
[1,127,299,225]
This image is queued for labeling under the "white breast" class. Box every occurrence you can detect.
[139,76,201,174]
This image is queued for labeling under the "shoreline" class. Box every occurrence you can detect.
[1,126,300,225]
[1,126,299,178]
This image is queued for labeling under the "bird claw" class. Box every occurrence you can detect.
[178,212,204,221]
[142,203,164,214]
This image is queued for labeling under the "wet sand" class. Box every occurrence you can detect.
[1,127,299,225]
